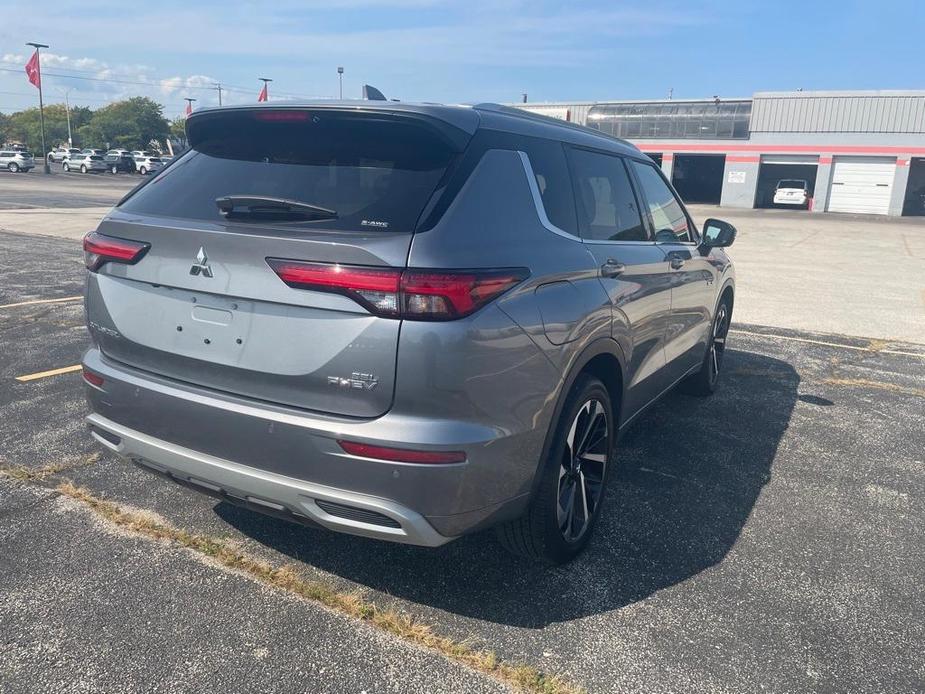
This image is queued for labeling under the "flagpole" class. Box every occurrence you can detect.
[26,42,50,174]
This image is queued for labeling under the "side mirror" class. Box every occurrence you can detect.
[701,218,737,248]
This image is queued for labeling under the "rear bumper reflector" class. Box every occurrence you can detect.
[337,440,466,464]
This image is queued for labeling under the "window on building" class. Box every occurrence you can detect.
[587,101,752,140]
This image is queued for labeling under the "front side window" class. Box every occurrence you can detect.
[630,160,693,243]
[568,148,647,242]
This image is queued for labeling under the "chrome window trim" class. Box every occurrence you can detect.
[517,150,581,241]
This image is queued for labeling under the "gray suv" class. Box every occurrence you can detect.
[82,102,736,563]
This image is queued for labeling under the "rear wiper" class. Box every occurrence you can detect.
[216,195,338,221]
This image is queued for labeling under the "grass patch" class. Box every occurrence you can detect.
[0,453,99,482]
[56,481,582,694]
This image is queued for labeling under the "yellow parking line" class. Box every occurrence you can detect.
[0,296,82,310]
[15,364,82,382]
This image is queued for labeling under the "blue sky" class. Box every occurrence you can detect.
[1,0,922,118]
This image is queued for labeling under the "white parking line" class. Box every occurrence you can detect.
[0,295,82,309]
[730,329,924,359]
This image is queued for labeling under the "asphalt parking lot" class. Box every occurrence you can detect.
[1,177,923,693]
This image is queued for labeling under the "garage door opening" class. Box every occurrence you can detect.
[755,159,819,210]
[902,158,925,216]
[671,154,725,204]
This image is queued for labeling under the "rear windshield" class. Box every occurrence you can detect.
[119,110,458,233]
[778,180,806,189]
[89,155,104,160]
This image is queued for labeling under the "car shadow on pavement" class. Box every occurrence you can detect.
[216,348,798,628]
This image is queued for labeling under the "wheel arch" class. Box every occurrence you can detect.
[527,337,626,501]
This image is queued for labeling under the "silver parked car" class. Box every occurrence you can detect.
[0,149,35,172]
[82,102,737,563]
[64,153,108,173]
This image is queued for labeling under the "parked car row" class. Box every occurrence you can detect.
[43,147,169,175]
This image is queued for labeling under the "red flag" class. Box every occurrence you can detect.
[258,83,268,102]
[185,101,192,116]
[25,50,41,89]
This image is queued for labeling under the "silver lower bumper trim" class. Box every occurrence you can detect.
[86,413,452,547]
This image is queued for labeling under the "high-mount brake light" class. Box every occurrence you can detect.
[253,111,311,122]
[83,231,150,272]
[267,258,527,321]
[337,440,467,465]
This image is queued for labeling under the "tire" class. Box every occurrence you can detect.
[80,164,87,174]
[679,296,732,396]
[8,163,18,173]
[139,166,147,175]
[63,162,70,172]
[496,374,615,564]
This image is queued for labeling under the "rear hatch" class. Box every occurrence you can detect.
[86,105,474,417]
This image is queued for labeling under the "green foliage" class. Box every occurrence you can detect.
[169,116,187,142]
[76,97,170,151]
[3,103,91,150]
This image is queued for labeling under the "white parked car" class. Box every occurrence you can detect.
[0,150,36,172]
[47,147,82,164]
[63,153,108,174]
[134,154,164,175]
[773,179,810,207]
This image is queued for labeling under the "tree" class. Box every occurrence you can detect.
[169,116,187,141]
[5,103,86,151]
[77,97,169,151]
[0,112,10,144]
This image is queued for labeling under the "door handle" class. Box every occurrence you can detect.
[600,259,626,278]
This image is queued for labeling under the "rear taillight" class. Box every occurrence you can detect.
[267,259,527,321]
[83,231,150,272]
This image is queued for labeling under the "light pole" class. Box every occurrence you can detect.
[26,42,50,174]
[212,83,223,106]
[337,67,344,99]
[59,88,73,146]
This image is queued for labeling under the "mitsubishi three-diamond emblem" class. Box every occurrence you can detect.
[189,246,213,277]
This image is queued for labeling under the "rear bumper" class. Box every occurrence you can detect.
[87,412,451,546]
[82,347,537,545]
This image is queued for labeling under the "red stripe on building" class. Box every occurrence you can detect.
[725,156,760,163]
[819,157,832,164]
[634,143,925,155]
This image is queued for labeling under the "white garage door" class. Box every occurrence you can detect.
[827,157,896,215]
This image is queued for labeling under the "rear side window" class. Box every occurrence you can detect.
[567,148,647,242]
[523,140,578,236]
[630,160,693,243]
[119,111,458,233]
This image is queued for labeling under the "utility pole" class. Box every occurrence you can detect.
[522,93,528,103]
[337,67,344,99]
[26,42,50,174]
[668,87,673,101]
[184,97,196,117]
[212,83,223,106]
